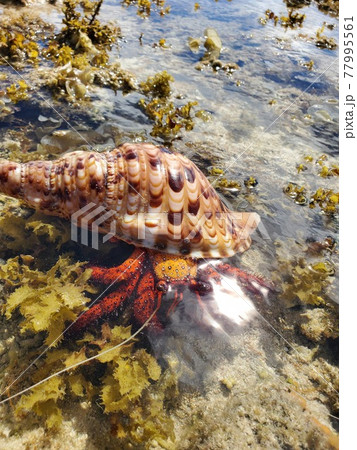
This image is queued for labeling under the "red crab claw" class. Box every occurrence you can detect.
[195,262,274,301]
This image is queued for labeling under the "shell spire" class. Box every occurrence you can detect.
[0,143,260,258]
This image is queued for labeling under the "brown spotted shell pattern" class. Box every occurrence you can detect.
[0,143,259,258]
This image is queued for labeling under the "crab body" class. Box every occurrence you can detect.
[69,247,270,334]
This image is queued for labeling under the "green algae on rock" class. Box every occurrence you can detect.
[57,0,120,52]
[315,25,337,49]
[260,8,305,28]
[274,249,335,307]
[5,81,29,104]
[138,71,200,140]
[122,0,171,18]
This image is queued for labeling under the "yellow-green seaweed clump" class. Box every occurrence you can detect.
[244,176,258,188]
[275,256,335,307]
[315,0,339,17]
[122,0,171,18]
[14,377,66,429]
[42,0,122,101]
[0,28,39,65]
[297,154,339,177]
[309,188,339,214]
[260,6,338,51]
[259,9,305,28]
[139,71,200,140]
[6,81,29,104]
[139,70,174,99]
[0,198,71,258]
[98,328,176,444]
[0,10,54,72]
[280,10,306,28]
[57,0,120,51]
[208,167,257,192]
[1,234,177,445]
[1,254,95,346]
[315,25,337,49]
[8,318,177,446]
[283,183,339,214]
[208,167,224,176]
[216,177,242,191]
[207,167,242,191]
[283,182,308,205]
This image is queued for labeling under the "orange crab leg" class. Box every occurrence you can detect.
[68,267,141,335]
[166,291,184,317]
[89,248,146,284]
[211,263,273,297]
[133,271,163,329]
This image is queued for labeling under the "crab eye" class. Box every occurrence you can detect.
[156,280,168,293]
[190,280,213,294]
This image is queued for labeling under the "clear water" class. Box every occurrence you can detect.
[0,0,339,447]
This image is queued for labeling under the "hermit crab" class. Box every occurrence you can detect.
[0,143,271,332]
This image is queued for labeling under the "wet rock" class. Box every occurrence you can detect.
[188,37,200,52]
[211,59,223,70]
[300,307,338,342]
[203,27,222,61]
[204,28,222,53]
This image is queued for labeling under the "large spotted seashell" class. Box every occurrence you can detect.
[0,143,260,258]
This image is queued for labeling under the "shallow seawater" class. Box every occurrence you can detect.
[0,0,339,448]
